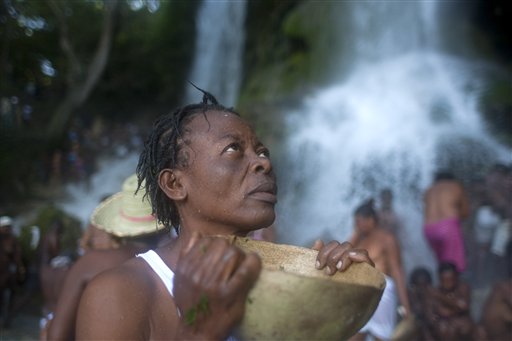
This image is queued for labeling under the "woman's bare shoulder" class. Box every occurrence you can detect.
[76,258,156,339]
[89,257,154,294]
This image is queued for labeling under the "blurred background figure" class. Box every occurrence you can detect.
[407,267,435,341]
[479,241,512,341]
[472,195,502,288]
[38,219,74,338]
[78,194,120,254]
[0,216,25,329]
[78,222,120,254]
[378,188,402,237]
[423,171,470,273]
[427,262,477,341]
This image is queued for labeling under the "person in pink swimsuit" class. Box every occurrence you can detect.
[423,171,470,272]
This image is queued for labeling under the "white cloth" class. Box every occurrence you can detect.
[474,206,501,244]
[359,275,397,341]
[491,220,511,257]
[137,250,175,297]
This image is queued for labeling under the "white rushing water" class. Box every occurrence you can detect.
[184,0,247,106]
[57,152,140,227]
[276,1,511,275]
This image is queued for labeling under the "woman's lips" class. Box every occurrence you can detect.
[247,183,278,204]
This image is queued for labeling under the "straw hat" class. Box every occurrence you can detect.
[91,174,165,237]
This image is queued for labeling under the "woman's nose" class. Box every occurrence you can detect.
[250,153,272,174]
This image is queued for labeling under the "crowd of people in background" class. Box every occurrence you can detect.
[0,155,511,340]
[372,164,511,341]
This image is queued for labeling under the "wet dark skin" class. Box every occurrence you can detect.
[76,111,373,340]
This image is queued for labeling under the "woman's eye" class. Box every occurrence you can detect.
[225,143,241,152]
[258,149,270,158]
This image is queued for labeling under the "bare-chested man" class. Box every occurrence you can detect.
[75,91,374,340]
[427,262,476,341]
[424,171,470,272]
[348,199,410,341]
[47,174,171,341]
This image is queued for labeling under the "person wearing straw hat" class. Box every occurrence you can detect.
[76,90,374,340]
[47,174,171,341]
[78,194,121,254]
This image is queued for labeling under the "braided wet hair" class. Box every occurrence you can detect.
[136,88,239,234]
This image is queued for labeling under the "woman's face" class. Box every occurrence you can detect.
[355,215,376,234]
[174,110,277,235]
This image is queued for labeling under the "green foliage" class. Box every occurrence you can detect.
[185,294,210,326]
[0,0,200,203]
[240,1,348,105]
[0,127,48,204]
[241,0,303,103]
[92,0,198,121]
[479,78,512,146]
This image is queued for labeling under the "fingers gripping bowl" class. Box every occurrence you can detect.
[230,237,386,341]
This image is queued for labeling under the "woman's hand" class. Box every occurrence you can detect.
[312,240,374,275]
[173,233,261,340]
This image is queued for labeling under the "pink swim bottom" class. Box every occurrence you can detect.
[424,218,466,272]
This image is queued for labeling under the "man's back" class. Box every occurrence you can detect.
[424,180,469,224]
[423,175,469,272]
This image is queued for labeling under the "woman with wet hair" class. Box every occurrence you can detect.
[76,90,374,340]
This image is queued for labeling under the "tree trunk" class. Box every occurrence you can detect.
[46,0,119,139]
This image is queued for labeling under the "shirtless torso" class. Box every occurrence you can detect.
[350,227,410,314]
[424,180,469,224]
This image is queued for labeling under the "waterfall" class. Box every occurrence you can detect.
[276,1,512,275]
[57,152,140,227]
[184,0,247,106]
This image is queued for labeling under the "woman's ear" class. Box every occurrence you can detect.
[159,169,187,201]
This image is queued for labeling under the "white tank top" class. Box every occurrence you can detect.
[137,249,174,297]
